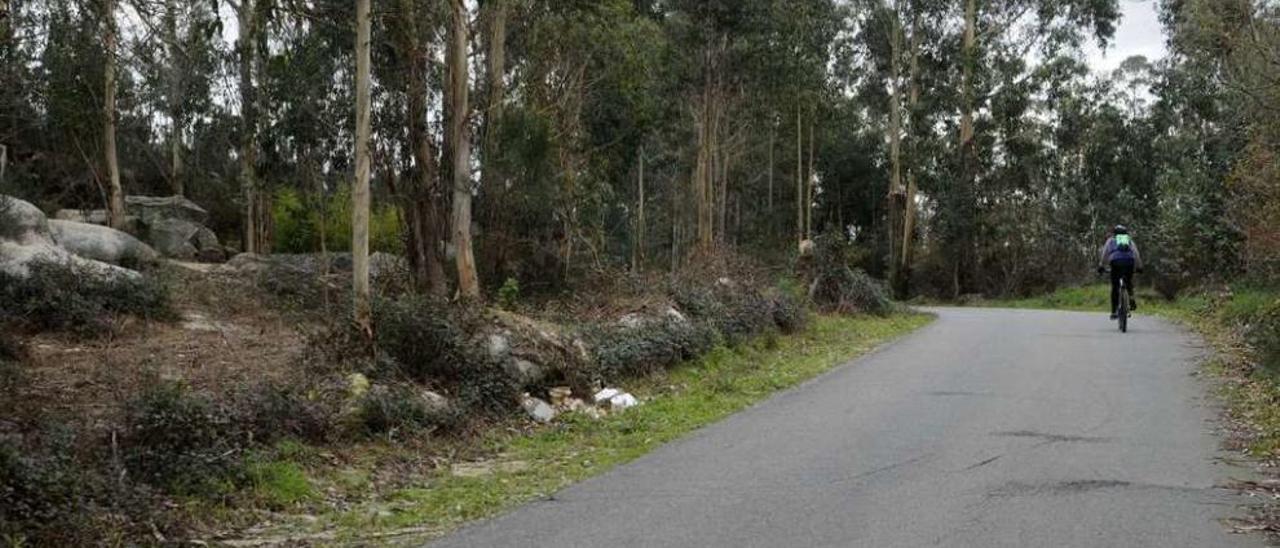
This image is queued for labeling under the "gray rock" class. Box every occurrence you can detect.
[665,307,689,325]
[1,195,51,245]
[53,209,141,232]
[420,390,452,416]
[520,395,557,423]
[618,313,648,329]
[148,218,202,259]
[486,333,512,360]
[1,196,140,282]
[125,195,210,225]
[48,220,159,266]
[504,358,545,387]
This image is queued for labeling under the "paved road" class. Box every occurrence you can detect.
[430,308,1265,547]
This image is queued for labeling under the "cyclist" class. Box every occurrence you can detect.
[1097,225,1144,320]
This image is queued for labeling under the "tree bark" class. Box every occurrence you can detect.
[633,146,645,271]
[102,0,125,230]
[397,0,448,297]
[237,0,261,253]
[887,7,905,290]
[165,0,184,197]
[899,5,922,291]
[955,0,978,298]
[806,110,815,240]
[795,104,803,246]
[449,0,480,299]
[353,0,372,333]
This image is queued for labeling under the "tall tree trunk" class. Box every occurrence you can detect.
[899,6,922,292]
[165,0,184,197]
[807,112,815,239]
[102,0,124,230]
[398,0,448,297]
[449,0,480,298]
[237,1,260,253]
[767,119,774,213]
[956,0,978,298]
[795,104,803,246]
[352,0,372,333]
[633,146,645,271]
[479,0,508,278]
[887,8,904,289]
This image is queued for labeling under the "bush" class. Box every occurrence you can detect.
[356,384,452,436]
[767,292,809,333]
[1247,299,1280,375]
[123,382,242,495]
[369,295,477,381]
[800,233,895,315]
[585,319,720,380]
[0,260,172,335]
[809,266,894,316]
[237,383,334,445]
[0,436,83,541]
[497,277,521,310]
[273,186,403,255]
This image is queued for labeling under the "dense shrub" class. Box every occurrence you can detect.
[369,295,479,381]
[238,383,335,445]
[809,266,895,315]
[272,186,404,254]
[0,260,172,335]
[767,292,810,333]
[1247,300,1280,375]
[798,233,895,314]
[585,320,720,380]
[0,431,128,546]
[123,382,242,495]
[356,384,455,436]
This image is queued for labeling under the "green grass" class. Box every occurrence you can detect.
[315,313,933,542]
[955,283,1203,316]
[245,457,318,508]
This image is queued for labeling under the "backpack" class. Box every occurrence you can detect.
[1115,234,1132,252]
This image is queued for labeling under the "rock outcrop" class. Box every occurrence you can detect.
[52,196,226,262]
[0,196,139,281]
[48,219,160,266]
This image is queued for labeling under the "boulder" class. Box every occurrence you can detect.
[125,195,209,225]
[48,220,159,266]
[53,209,140,233]
[1,195,51,245]
[0,196,140,282]
[148,218,203,260]
[520,395,557,423]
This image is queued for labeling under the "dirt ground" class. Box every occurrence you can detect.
[15,263,311,429]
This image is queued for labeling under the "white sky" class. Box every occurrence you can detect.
[1083,0,1167,72]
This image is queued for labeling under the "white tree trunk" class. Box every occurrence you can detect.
[353,0,373,331]
[449,0,480,298]
[102,0,124,230]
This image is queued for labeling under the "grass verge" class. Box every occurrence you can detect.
[232,312,932,545]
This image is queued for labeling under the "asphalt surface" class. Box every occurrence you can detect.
[430,308,1266,548]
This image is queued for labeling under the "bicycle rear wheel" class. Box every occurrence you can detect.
[1118,284,1129,333]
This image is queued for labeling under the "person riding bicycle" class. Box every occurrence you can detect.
[1097,225,1144,320]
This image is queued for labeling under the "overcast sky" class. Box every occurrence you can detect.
[1084,0,1168,72]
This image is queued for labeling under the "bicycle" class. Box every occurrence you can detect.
[1116,276,1130,333]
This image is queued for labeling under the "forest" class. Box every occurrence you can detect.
[1,0,1273,301]
[2,0,1280,544]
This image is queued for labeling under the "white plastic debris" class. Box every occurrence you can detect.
[609,392,639,412]
[593,388,621,405]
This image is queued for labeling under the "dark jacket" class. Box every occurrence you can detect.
[1099,236,1143,269]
